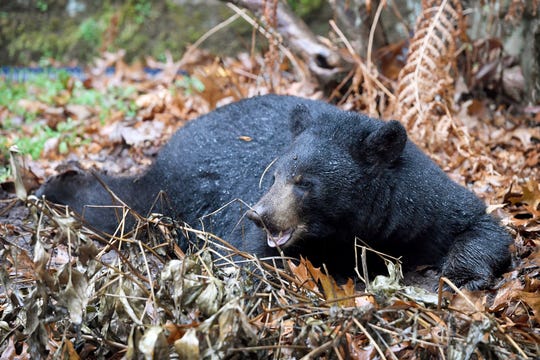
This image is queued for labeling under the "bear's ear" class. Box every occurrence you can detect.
[290,104,312,137]
[363,120,407,164]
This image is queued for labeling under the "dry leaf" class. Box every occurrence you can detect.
[289,257,358,307]
[174,329,200,360]
[138,326,169,360]
[60,339,81,360]
[521,180,540,211]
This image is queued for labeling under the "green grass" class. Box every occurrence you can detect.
[0,71,199,162]
[0,72,136,160]
[13,118,89,160]
[0,166,10,183]
[174,75,205,96]
[0,70,71,118]
[71,82,138,122]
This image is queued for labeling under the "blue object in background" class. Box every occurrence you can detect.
[0,66,187,82]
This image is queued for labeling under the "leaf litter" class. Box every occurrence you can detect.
[0,10,539,360]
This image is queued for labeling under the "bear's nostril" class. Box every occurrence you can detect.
[246,209,264,227]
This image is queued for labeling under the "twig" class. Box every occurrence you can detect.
[137,239,158,324]
[369,323,443,348]
[439,277,529,358]
[329,20,395,100]
[299,339,333,360]
[353,317,387,360]
[367,0,386,73]
[226,2,305,82]
[185,12,241,54]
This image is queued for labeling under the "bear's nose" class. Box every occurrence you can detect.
[246,209,264,228]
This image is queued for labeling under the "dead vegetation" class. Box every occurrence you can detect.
[396,0,465,151]
[2,184,538,359]
[1,0,539,359]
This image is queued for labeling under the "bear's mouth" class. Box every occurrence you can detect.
[266,228,295,248]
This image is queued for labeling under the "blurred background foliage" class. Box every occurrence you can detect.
[0,0,330,65]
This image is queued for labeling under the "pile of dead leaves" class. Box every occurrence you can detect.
[0,187,538,358]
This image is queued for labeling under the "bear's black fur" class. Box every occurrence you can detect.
[37,95,512,289]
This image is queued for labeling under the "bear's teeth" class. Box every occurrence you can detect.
[267,229,293,248]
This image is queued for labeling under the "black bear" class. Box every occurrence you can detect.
[37,95,512,289]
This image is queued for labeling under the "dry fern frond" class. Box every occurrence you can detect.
[395,0,465,151]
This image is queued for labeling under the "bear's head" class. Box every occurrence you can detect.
[247,104,407,250]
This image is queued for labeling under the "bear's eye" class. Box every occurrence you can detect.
[293,174,311,189]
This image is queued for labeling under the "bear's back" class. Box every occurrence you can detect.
[145,95,337,236]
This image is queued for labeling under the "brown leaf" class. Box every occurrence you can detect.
[8,146,28,200]
[60,339,81,360]
[217,303,257,347]
[502,65,525,101]
[346,333,376,360]
[251,309,288,330]
[290,257,358,307]
[102,121,164,146]
[288,258,319,291]
[65,104,93,120]
[305,259,344,302]
[58,266,89,325]
[490,279,523,312]
[16,99,47,114]
[511,128,540,148]
[521,180,540,211]
[135,91,168,120]
[516,291,540,323]
[174,329,199,360]
[195,62,238,109]
[525,149,539,167]
[0,336,30,360]
[139,326,169,360]
[376,40,407,81]
[450,290,487,320]
[466,99,488,117]
[163,323,186,344]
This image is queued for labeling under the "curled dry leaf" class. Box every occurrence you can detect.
[138,326,169,360]
[58,266,90,325]
[9,146,28,200]
[65,104,93,121]
[136,90,169,120]
[217,302,258,349]
[160,252,224,317]
[195,277,223,317]
[369,262,403,294]
[174,328,200,360]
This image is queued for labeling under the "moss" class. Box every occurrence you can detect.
[0,1,263,65]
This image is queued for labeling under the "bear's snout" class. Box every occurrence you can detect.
[247,204,299,248]
[246,208,264,228]
[246,203,277,232]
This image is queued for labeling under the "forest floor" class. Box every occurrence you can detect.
[0,49,539,359]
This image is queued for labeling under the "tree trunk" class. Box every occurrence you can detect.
[522,13,540,104]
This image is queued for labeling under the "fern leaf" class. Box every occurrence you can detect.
[395,0,464,147]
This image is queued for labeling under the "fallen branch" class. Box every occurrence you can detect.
[223,0,352,83]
